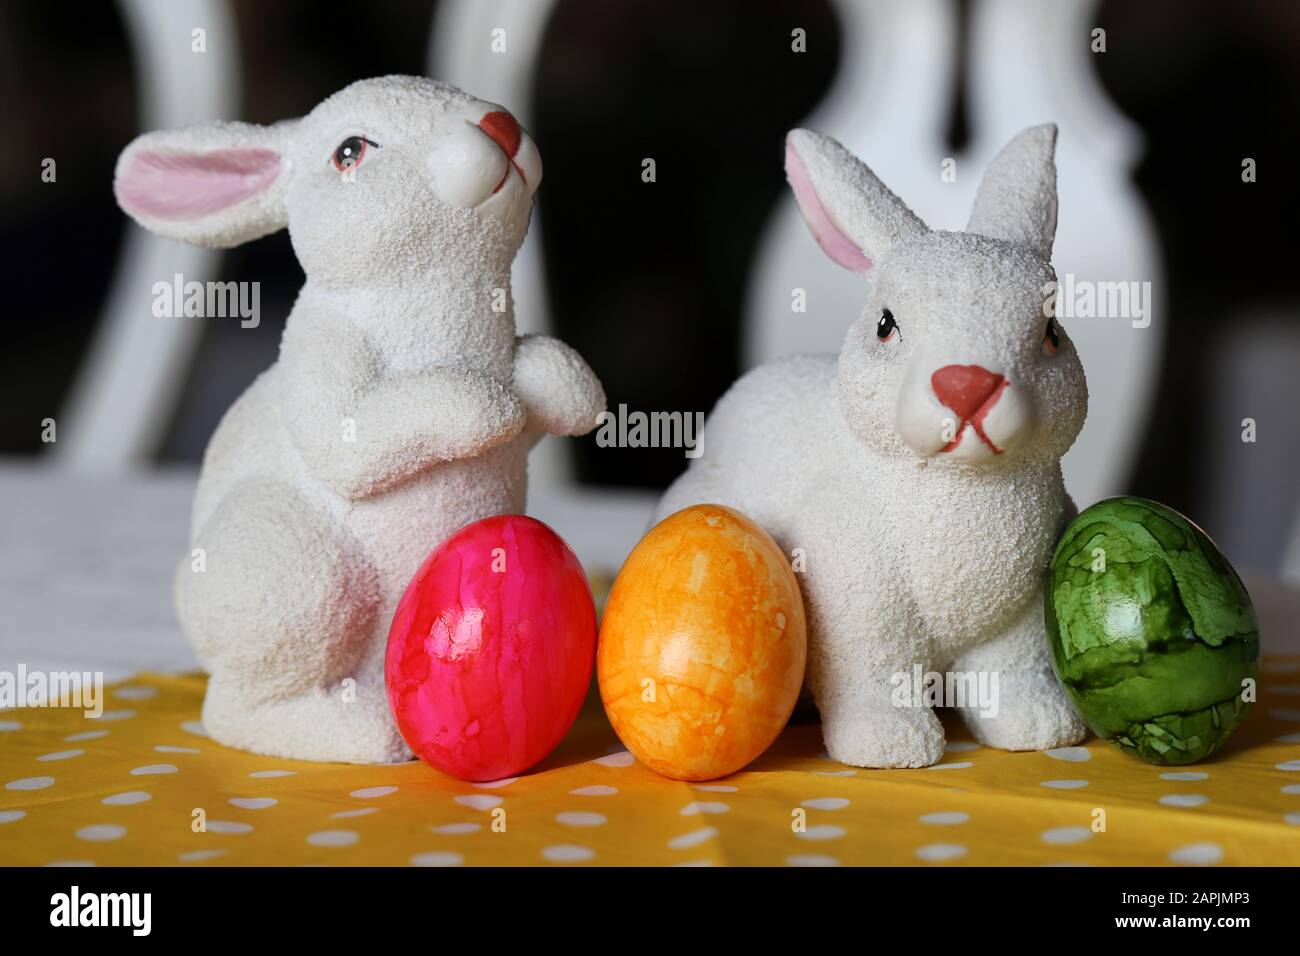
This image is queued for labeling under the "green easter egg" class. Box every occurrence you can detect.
[1044,497,1259,764]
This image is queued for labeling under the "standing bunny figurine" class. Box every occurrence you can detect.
[659,125,1088,768]
[114,77,605,763]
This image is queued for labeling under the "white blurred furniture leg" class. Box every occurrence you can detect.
[52,0,239,472]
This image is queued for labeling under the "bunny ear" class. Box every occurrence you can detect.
[113,119,299,249]
[967,124,1058,260]
[784,128,927,273]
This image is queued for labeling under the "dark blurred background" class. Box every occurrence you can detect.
[2,0,1298,573]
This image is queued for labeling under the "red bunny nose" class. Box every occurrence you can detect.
[478,110,521,158]
[931,365,1005,420]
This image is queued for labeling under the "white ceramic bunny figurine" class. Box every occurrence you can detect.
[114,76,605,763]
[658,125,1088,768]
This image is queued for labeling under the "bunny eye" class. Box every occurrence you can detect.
[876,309,899,343]
[331,135,379,173]
[1042,316,1060,356]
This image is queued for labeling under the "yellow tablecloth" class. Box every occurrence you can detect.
[3,662,1300,866]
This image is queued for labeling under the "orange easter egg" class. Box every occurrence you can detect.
[597,504,807,780]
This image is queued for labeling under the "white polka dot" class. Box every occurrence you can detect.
[814,769,856,777]
[673,859,714,867]
[350,786,397,799]
[1276,759,1300,771]
[64,730,108,742]
[472,777,518,789]
[155,745,199,754]
[1041,826,1092,845]
[207,821,253,834]
[98,710,136,722]
[130,764,177,776]
[945,741,980,753]
[307,829,358,847]
[1282,784,1300,794]
[787,854,840,866]
[916,843,968,861]
[1045,746,1091,762]
[797,825,846,841]
[1159,794,1209,808]
[0,720,21,732]
[691,784,738,792]
[542,844,594,862]
[556,811,606,826]
[1271,686,1300,695]
[179,849,227,862]
[76,824,126,842]
[925,761,972,770]
[6,776,54,791]
[180,721,208,737]
[331,807,378,819]
[113,685,158,700]
[411,852,463,867]
[1169,842,1223,865]
[1160,771,1209,781]
[45,860,95,867]
[37,749,83,762]
[920,811,969,825]
[801,797,850,811]
[1269,708,1300,722]
[1275,733,1300,744]
[454,794,502,811]
[1040,779,1090,790]
[229,797,277,810]
[102,791,151,806]
[0,810,26,824]
[1265,660,1300,674]
[431,822,480,835]
[668,827,718,850]
[569,785,618,796]
[249,770,296,778]
[1284,812,1300,826]
[681,801,729,816]
[593,750,634,767]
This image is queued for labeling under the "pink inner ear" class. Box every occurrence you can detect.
[784,142,872,273]
[115,147,281,221]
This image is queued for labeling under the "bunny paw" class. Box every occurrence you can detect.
[961,672,1086,752]
[821,702,945,769]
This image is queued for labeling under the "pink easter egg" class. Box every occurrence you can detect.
[385,515,596,782]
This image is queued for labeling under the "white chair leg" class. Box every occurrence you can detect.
[53,0,240,471]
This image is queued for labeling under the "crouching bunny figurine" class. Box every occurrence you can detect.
[114,76,605,763]
[658,125,1088,768]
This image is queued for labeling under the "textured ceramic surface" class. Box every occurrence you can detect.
[656,126,1089,768]
[386,515,597,781]
[598,504,807,781]
[1045,497,1260,764]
